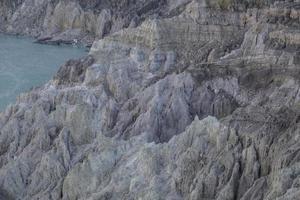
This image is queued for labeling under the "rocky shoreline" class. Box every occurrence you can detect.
[1,0,300,199]
[0,0,192,46]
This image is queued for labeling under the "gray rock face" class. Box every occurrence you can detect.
[0,0,192,45]
[1,0,300,199]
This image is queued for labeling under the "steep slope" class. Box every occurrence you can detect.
[1,0,300,199]
[0,0,191,45]
[0,0,281,45]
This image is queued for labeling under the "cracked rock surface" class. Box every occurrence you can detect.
[1,0,300,199]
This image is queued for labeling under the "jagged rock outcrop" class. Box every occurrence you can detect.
[0,0,193,46]
[0,0,282,46]
[1,0,300,199]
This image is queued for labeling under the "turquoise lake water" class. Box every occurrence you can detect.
[0,34,86,111]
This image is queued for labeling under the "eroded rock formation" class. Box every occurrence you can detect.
[0,0,192,45]
[0,0,300,199]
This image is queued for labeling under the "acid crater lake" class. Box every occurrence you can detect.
[0,34,86,110]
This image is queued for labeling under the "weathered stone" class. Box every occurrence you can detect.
[1,0,300,199]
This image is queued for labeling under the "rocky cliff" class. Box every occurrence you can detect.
[0,0,279,45]
[0,0,192,45]
[1,0,300,199]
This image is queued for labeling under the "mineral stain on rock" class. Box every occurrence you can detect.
[0,0,300,200]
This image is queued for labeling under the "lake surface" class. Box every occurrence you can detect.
[0,34,87,110]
